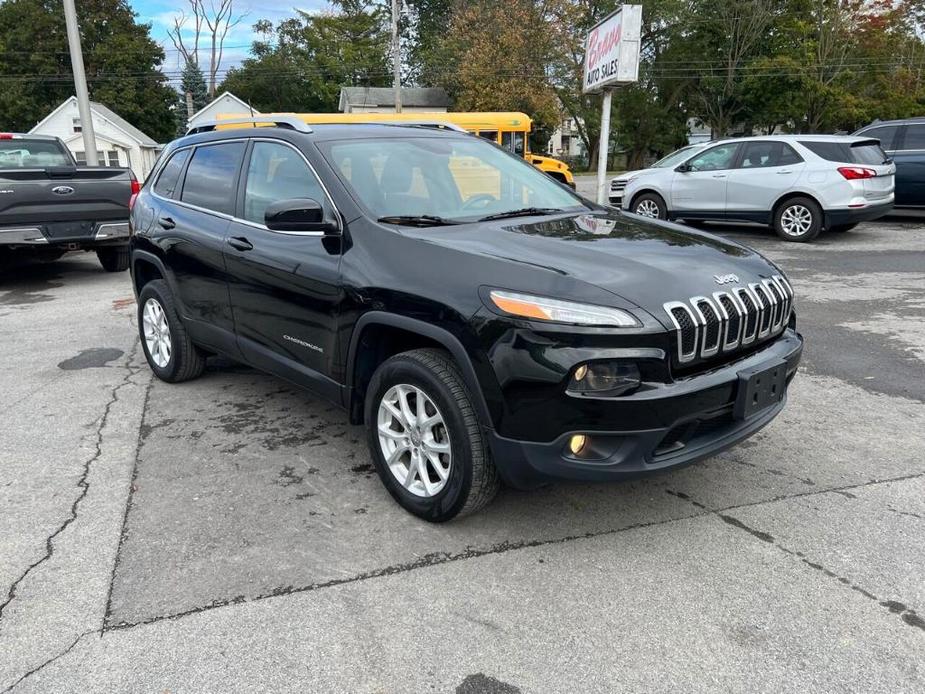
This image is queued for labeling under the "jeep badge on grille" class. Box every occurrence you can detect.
[713,273,739,285]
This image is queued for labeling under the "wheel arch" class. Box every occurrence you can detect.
[771,190,824,219]
[345,312,495,429]
[628,187,668,212]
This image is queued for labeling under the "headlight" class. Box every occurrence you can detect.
[487,289,639,327]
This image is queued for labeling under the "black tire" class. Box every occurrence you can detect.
[631,192,668,220]
[137,279,206,383]
[365,348,500,522]
[97,246,130,272]
[829,222,858,233]
[773,197,822,242]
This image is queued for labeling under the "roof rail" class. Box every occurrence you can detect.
[186,116,313,136]
[376,121,468,133]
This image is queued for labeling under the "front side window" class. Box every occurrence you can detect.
[320,136,585,222]
[687,144,738,172]
[738,142,803,169]
[243,141,326,225]
[180,142,246,214]
[501,131,526,156]
[153,148,191,198]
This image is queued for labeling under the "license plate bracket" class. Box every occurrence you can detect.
[734,359,787,420]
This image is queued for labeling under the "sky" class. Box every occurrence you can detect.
[129,1,331,78]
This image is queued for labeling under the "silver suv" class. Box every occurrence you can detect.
[621,135,895,242]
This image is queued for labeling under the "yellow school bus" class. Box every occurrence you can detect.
[220,111,575,188]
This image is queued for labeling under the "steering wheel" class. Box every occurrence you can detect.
[461,194,498,212]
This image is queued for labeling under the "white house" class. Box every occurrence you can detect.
[29,97,161,178]
[187,91,259,131]
[547,117,585,159]
[338,87,449,114]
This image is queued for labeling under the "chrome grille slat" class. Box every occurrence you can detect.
[664,275,792,366]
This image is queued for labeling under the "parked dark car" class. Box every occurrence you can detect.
[854,118,925,207]
[129,117,803,521]
[0,133,137,272]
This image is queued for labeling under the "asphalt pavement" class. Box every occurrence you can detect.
[1,200,924,692]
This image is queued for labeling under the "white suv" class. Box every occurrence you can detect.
[621,135,895,242]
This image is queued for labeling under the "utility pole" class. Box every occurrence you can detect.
[63,0,98,166]
[391,0,401,113]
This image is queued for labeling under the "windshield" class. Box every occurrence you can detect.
[0,140,72,167]
[319,136,585,223]
[653,145,703,168]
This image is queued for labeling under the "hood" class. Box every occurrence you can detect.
[612,169,647,183]
[407,210,781,314]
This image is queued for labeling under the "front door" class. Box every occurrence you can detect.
[670,142,739,218]
[224,139,344,400]
[894,123,925,206]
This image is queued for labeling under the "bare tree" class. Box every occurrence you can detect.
[166,0,247,97]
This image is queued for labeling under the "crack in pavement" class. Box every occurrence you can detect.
[667,479,925,634]
[2,630,96,693]
[0,340,140,631]
[104,507,714,632]
[100,469,925,635]
[102,375,153,627]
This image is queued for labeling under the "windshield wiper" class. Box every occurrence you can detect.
[478,207,563,222]
[377,214,462,227]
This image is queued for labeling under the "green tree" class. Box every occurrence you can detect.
[220,1,390,113]
[176,59,209,135]
[0,0,176,142]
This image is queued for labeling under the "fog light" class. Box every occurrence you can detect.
[568,361,640,396]
[568,434,588,455]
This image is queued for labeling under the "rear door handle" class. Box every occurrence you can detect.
[712,174,727,178]
[227,236,253,251]
[776,170,793,174]
[158,216,175,230]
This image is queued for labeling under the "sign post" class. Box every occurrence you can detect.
[582,5,642,205]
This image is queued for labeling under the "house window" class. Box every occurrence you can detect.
[74,150,122,167]
[72,117,82,133]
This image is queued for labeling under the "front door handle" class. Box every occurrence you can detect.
[776,170,793,174]
[158,216,175,230]
[227,236,253,251]
[712,173,727,178]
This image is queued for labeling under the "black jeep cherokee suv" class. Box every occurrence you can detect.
[129,117,803,521]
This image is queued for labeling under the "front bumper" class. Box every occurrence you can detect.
[825,200,893,227]
[0,221,130,247]
[487,330,803,488]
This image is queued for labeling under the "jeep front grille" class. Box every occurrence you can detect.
[664,276,793,364]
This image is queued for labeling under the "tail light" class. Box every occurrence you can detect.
[0,133,13,139]
[838,166,876,180]
[128,174,141,211]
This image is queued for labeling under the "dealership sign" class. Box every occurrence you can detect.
[582,5,642,93]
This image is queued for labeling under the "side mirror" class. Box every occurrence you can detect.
[264,198,339,234]
[676,162,693,173]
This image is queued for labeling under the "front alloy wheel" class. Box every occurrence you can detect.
[377,384,452,498]
[632,192,667,220]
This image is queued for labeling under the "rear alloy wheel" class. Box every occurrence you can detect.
[773,197,822,242]
[138,279,205,383]
[632,193,667,220]
[365,348,499,521]
[97,246,130,272]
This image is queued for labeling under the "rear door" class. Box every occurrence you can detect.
[670,142,739,217]
[724,141,806,222]
[224,139,343,398]
[158,141,245,349]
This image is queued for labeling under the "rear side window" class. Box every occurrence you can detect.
[738,142,803,168]
[902,124,925,150]
[153,149,190,198]
[180,142,246,214]
[859,125,899,150]
[799,140,888,165]
[243,141,327,225]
